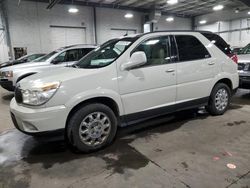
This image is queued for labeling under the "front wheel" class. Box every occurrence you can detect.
[66,103,117,153]
[206,83,231,116]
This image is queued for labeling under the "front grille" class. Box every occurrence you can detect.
[238,63,250,71]
[238,63,245,70]
[15,87,23,104]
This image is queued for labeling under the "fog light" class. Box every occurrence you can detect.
[22,122,38,132]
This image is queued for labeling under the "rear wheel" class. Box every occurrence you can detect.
[66,103,117,153]
[206,83,231,116]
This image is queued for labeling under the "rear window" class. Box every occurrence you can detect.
[201,33,232,55]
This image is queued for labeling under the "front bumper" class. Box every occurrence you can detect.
[239,76,250,89]
[0,79,15,91]
[10,99,68,135]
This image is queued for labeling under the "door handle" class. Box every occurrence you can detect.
[208,62,215,65]
[166,69,175,73]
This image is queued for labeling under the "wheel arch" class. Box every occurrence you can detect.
[65,96,120,130]
[214,78,233,91]
[16,72,37,83]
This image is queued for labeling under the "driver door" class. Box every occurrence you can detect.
[118,36,177,119]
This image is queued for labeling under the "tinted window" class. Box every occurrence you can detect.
[202,33,232,55]
[175,35,211,62]
[52,49,82,64]
[65,49,79,62]
[133,36,171,67]
[78,48,94,60]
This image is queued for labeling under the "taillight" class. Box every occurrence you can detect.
[228,54,238,64]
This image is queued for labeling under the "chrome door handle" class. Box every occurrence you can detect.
[208,62,215,65]
[166,69,175,73]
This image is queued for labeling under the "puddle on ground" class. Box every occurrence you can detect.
[0,130,34,166]
[226,121,247,127]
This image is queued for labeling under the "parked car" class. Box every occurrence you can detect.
[0,45,96,91]
[237,43,250,89]
[10,31,238,152]
[0,53,46,69]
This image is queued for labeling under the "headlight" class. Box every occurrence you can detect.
[2,71,13,78]
[21,81,60,106]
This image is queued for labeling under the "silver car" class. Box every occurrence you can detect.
[237,43,250,89]
[0,44,96,91]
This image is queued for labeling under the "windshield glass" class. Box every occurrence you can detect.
[238,44,250,55]
[34,51,57,62]
[76,37,138,69]
[17,55,29,61]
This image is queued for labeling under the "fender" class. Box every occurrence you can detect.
[14,72,37,85]
[64,88,125,116]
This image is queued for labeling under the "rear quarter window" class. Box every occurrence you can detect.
[175,35,211,62]
[201,33,232,55]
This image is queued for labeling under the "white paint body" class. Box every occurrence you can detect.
[10,32,239,133]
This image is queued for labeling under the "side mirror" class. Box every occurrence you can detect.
[23,58,28,62]
[51,59,60,65]
[121,51,147,71]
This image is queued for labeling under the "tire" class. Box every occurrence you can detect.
[206,83,231,116]
[66,103,118,153]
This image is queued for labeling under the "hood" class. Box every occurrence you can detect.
[0,60,26,69]
[237,54,250,63]
[19,67,100,90]
[0,61,49,72]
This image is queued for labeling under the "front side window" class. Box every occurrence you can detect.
[133,36,171,67]
[52,52,66,64]
[52,49,87,64]
[64,49,79,62]
[76,37,138,69]
[175,35,211,62]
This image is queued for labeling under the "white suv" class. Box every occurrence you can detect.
[10,31,239,152]
[0,45,96,91]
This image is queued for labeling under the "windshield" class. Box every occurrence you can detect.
[76,37,138,69]
[17,55,29,61]
[34,51,57,62]
[238,44,250,55]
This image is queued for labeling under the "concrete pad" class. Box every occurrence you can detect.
[0,87,250,188]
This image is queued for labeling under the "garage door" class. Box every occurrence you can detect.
[50,27,86,50]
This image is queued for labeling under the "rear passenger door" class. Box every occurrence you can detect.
[174,34,216,103]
